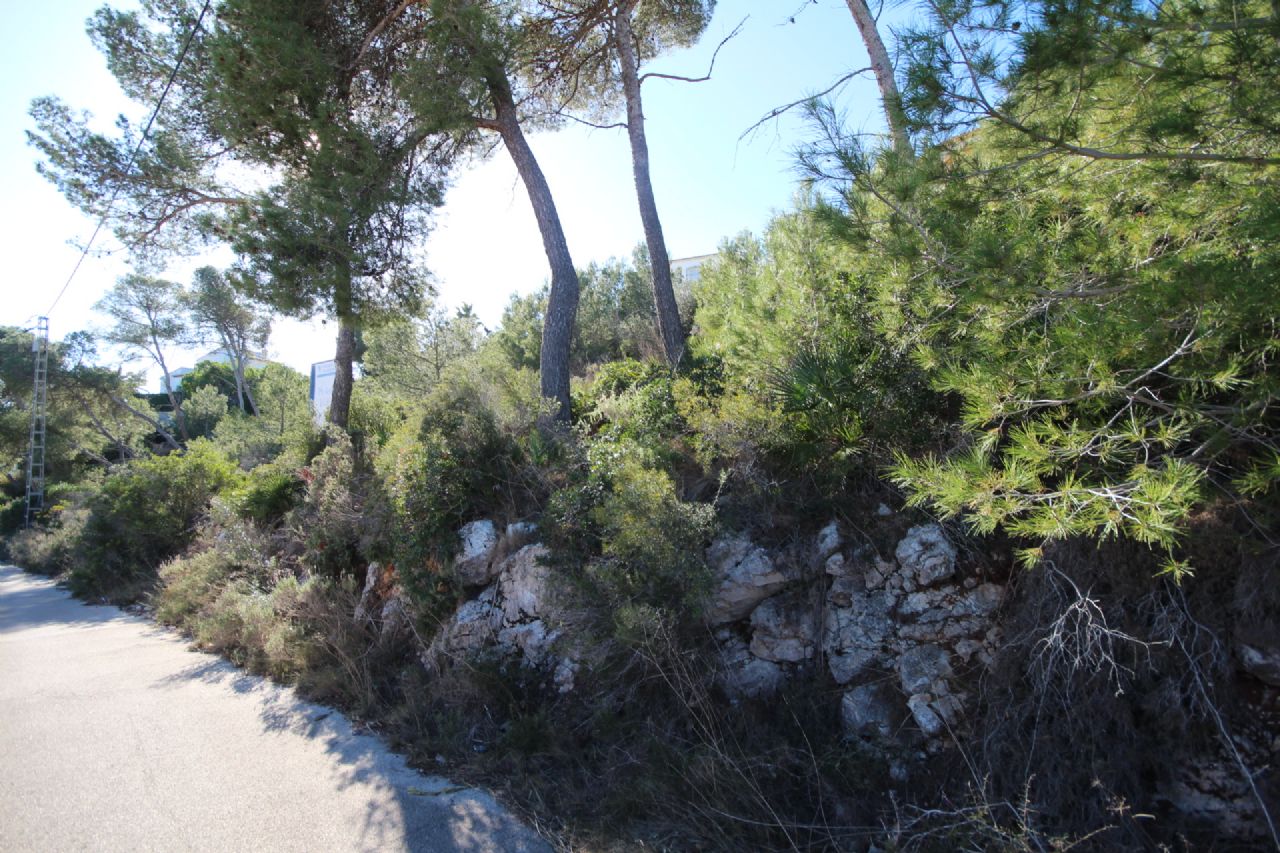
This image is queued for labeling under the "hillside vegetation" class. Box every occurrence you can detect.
[4,0,1278,849]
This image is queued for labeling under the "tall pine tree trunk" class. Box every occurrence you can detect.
[154,339,189,443]
[328,318,357,430]
[487,66,579,421]
[328,272,356,430]
[614,8,685,368]
[844,0,911,152]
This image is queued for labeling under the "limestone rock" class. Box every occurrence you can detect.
[816,521,843,561]
[436,589,502,657]
[497,544,552,624]
[553,657,579,694]
[825,590,895,684]
[827,573,866,608]
[841,683,902,739]
[706,535,790,625]
[353,562,382,623]
[749,592,817,663]
[497,619,559,667]
[907,693,946,737]
[898,644,953,695]
[894,524,957,587]
[954,583,1004,618]
[717,632,785,700]
[455,520,500,586]
[505,521,539,547]
[898,587,954,621]
[1238,643,1280,687]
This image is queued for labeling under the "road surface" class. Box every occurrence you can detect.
[0,564,550,852]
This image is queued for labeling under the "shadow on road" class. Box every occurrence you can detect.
[0,562,548,853]
[141,597,549,851]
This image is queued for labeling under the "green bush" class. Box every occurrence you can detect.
[155,500,278,626]
[68,440,243,600]
[231,464,305,525]
[192,578,316,680]
[578,359,682,447]
[377,371,546,619]
[183,384,229,439]
[6,508,91,576]
[155,546,238,627]
[0,496,24,537]
[289,429,373,578]
[547,436,716,641]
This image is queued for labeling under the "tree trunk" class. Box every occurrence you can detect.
[486,66,579,421]
[328,317,357,430]
[229,348,260,416]
[107,392,182,451]
[153,341,190,443]
[844,0,911,153]
[614,8,686,368]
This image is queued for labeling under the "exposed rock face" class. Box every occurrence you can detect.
[841,683,902,739]
[816,521,843,561]
[716,630,785,700]
[706,535,790,625]
[814,525,1003,741]
[906,693,946,738]
[427,542,564,679]
[435,588,503,657]
[749,591,817,663]
[897,644,953,694]
[895,524,958,587]
[353,562,384,624]
[454,520,500,586]
[825,589,895,684]
[1238,643,1280,687]
[498,545,553,624]
[497,620,559,667]
[378,595,410,644]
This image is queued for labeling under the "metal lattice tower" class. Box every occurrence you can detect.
[25,317,50,528]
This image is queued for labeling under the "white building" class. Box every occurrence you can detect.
[165,348,271,392]
[309,360,337,425]
[670,253,717,283]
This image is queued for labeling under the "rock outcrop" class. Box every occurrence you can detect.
[703,521,1004,747]
[705,535,791,625]
[454,520,501,587]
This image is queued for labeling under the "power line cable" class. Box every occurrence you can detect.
[45,0,213,318]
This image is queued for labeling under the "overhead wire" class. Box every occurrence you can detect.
[44,0,214,319]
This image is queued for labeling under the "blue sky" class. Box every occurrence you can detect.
[0,0,890,377]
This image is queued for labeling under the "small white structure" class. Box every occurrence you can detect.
[671,253,716,283]
[165,348,270,392]
[309,360,337,425]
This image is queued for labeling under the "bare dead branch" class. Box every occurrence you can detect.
[739,67,873,141]
[638,16,746,86]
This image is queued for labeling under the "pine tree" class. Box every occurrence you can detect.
[807,0,1280,574]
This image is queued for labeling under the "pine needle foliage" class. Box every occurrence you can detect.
[804,0,1280,576]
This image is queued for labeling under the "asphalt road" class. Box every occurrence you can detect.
[0,565,550,853]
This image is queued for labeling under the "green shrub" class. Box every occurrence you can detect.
[289,429,372,578]
[377,373,544,620]
[155,501,277,625]
[578,359,682,449]
[6,508,91,576]
[547,436,716,641]
[183,384,229,439]
[231,464,305,525]
[0,496,24,537]
[155,547,238,627]
[68,440,243,600]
